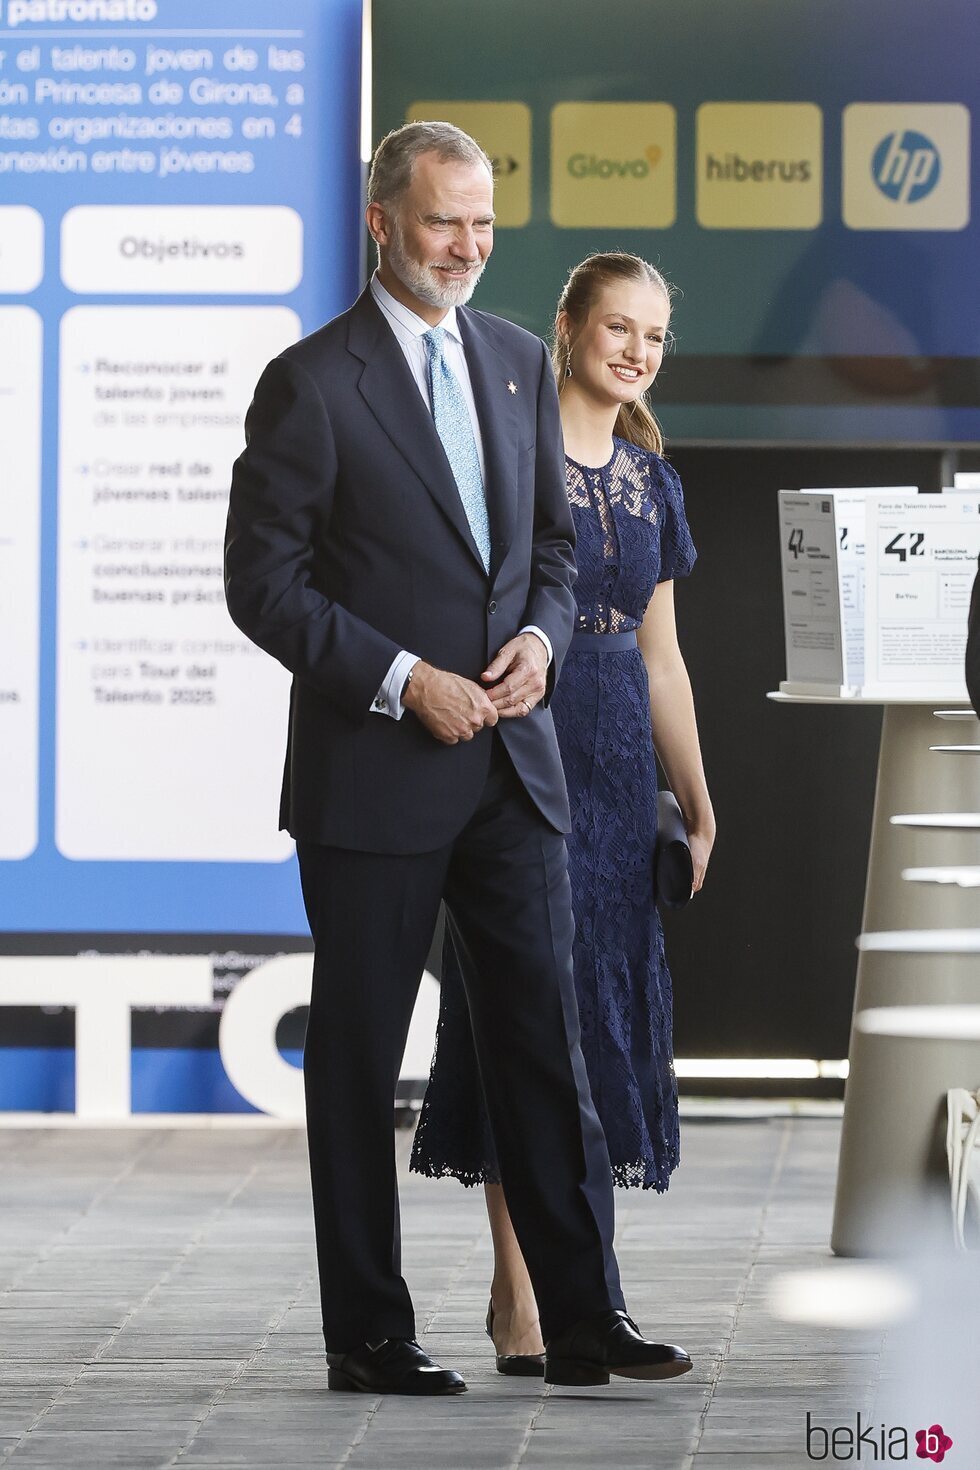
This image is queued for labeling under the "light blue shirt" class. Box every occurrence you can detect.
[368,273,552,719]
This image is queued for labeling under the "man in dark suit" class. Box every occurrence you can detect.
[225,121,691,1395]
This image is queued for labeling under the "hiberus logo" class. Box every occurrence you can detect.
[696,103,822,229]
[705,153,812,183]
[1,0,158,25]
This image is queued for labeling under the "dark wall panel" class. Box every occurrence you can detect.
[663,447,948,1059]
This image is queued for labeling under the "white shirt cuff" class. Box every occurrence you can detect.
[371,651,420,720]
[519,625,553,667]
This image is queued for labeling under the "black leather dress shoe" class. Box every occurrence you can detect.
[486,1300,545,1377]
[544,1310,693,1387]
[326,1338,466,1395]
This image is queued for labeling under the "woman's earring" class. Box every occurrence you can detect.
[565,348,572,379]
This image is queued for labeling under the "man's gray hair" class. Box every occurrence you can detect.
[367,121,493,208]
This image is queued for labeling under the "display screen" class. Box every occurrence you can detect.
[373,0,980,444]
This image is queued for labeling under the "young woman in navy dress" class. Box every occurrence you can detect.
[411,252,716,1369]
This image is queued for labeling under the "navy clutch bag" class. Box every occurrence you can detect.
[655,791,694,909]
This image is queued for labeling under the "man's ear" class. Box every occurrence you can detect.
[365,202,391,247]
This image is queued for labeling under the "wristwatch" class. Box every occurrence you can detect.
[401,667,415,702]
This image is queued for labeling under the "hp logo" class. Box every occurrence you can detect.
[871,130,941,203]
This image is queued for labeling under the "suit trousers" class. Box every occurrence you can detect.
[297,732,624,1353]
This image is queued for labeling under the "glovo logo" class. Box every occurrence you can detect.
[567,144,663,180]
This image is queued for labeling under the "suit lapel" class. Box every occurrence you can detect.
[457,307,519,586]
[347,289,485,573]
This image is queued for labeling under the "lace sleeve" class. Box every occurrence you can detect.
[653,456,697,584]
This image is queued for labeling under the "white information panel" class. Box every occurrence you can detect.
[0,308,42,860]
[863,493,980,699]
[0,208,44,294]
[61,206,303,297]
[57,306,299,862]
[798,488,918,690]
[778,492,847,695]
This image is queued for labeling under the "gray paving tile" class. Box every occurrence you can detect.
[0,1435,178,1469]
[519,1446,689,1470]
[0,1118,901,1469]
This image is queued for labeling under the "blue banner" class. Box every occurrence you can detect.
[0,0,362,936]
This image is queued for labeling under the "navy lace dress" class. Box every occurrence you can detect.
[411,438,697,1191]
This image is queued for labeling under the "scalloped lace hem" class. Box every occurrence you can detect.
[408,1152,679,1193]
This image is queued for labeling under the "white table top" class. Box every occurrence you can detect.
[891,813,980,829]
[768,691,973,708]
[857,929,980,953]
[857,1005,980,1040]
[903,866,980,887]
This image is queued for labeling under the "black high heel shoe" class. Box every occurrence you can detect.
[486,1300,545,1377]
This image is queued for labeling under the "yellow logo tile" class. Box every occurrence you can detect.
[406,102,531,228]
[550,102,676,229]
[843,103,970,231]
[696,103,823,230]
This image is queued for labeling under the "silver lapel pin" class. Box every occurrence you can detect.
[506,380,518,395]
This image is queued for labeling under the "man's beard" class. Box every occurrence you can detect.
[387,221,485,309]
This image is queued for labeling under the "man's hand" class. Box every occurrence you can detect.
[403,661,498,745]
[482,632,548,718]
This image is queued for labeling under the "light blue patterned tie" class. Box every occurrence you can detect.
[424,327,491,572]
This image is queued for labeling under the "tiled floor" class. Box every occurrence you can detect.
[0,1119,891,1468]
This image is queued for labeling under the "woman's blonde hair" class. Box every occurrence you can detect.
[552,252,673,455]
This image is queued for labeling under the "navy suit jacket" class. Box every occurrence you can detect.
[224,287,577,853]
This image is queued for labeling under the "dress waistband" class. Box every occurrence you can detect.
[570,629,638,652]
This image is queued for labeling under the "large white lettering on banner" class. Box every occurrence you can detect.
[0,955,439,1120]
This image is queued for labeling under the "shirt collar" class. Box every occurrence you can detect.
[370,272,462,346]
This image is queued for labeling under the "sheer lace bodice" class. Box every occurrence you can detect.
[566,441,695,634]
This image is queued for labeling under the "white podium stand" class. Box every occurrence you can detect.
[769,693,980,1255]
